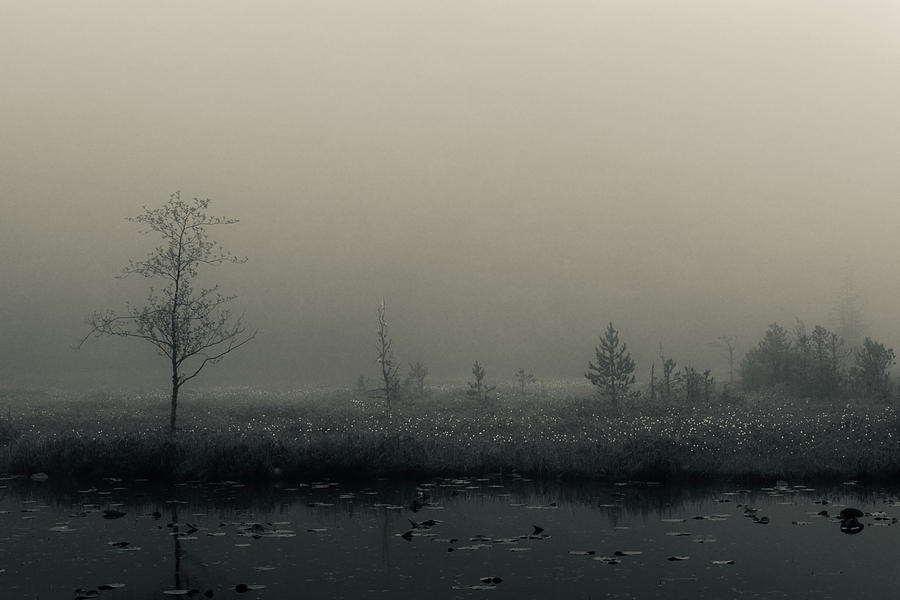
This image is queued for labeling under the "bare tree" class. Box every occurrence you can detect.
[79,193,255,433]
[661,357,678,403]
[374,297,400,412]
[717,335,737,387]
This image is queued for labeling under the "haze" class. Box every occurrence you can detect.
[4,0,900,391]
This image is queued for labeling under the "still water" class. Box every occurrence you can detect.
[2,474,898,599]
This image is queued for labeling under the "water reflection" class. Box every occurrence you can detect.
[171,505,186,592]
[3,475,900,598]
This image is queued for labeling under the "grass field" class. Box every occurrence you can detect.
[0,384,898,484]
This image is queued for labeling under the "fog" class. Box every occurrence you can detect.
[4,1,900,391]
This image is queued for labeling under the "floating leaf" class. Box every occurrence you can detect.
[451,585,496,590]
[839,508,864,520]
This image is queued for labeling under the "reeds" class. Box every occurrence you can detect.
[1,386,899,483]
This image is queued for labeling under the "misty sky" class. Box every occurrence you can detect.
[4,1,900,390]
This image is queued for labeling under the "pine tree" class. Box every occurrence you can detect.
[515,367,536,395]
[585,322,636,408]
[467,361,496,402]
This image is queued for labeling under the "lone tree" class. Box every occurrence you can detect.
[716,335,737,387]
[585,322,636,408]
[80,193,255,433]
[661,356,678,403]
[467,360,496,402]
[515,367,535,395]
[373,297,400,412]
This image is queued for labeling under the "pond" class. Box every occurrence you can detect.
[2,474,898,599]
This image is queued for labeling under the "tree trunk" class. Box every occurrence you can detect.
[170,376,179,434]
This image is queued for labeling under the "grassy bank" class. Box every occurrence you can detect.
[1,385,899,484]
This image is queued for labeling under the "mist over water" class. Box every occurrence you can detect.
[4,1,900,391]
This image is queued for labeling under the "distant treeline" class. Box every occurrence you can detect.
[739,321,895,401]
[356,318,897,410]
[636,320,895,404]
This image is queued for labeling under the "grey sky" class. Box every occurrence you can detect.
[3,1,900,389]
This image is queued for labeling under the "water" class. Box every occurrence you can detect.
[2,475,898,599]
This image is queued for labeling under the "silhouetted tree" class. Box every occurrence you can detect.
[831,278,867,350]
[79,193,255,433]
[740,323,792,391]
[717,335,737,387]
[742,321,849,398]
[585,322,636,408]
[683,366,702,402]
[850,337,895,400]
[374,297,400,412]
[661,357,678,402]
[515,368,536,395]
[407,360,428,398]
[467,360,496,402]
[805,324,845,397]
[702,369,714,402]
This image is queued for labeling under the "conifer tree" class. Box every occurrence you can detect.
[585,322,636,408]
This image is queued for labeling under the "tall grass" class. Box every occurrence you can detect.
[1,385,899,483]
